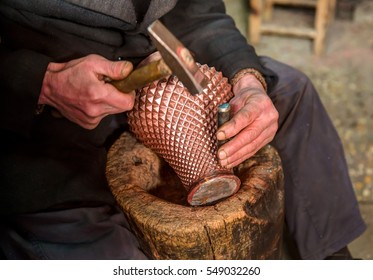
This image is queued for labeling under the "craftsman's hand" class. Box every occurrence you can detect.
[39,54,135,129]
[217,74,279,168]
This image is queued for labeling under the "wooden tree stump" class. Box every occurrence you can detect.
[106,132,285,259]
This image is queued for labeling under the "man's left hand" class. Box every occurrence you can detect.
[217,74,279,168]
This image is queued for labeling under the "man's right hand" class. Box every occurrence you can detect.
[39,54,135,129]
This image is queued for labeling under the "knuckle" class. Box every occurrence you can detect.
[87,85,103,101]
[117,93,135,111]
[85,54,97,65]
[78,119,97,130]
[270,110,279,123]
[85,117,101,129]
[86,54,100,61]
[85,54,105,69]
[85,106,100,118]
[111,62,122,75]
[267,125,278,141]
[250,137,260,151]
[238,129,258,149]
[237,108,255,126]
[126,96,135,109]
[271,104,279,117]
[247,128,258,141]
[237,136,247,148]
[85,123,98,130]
[262,97,273,110]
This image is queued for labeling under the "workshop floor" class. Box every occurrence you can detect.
[224,0,373,260]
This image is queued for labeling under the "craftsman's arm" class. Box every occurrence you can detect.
[161,0,278,91]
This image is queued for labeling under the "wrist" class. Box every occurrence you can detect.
[39,61,61,101]
[231,68,267,93]
[36,63,56,114]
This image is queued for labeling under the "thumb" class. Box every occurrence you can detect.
[102,60,134,80]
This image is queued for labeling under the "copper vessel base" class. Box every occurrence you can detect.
[188,173,241,206]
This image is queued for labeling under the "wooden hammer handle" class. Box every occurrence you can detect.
[105,59,172,93]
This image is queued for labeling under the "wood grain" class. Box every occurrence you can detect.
[106,132,284,259]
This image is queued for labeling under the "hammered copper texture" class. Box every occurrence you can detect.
[127,64,235,196]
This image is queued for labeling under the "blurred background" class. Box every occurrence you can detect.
[223,0,373,259]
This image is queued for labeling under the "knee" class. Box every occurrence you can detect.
[278,65,313,95]
[287,68,313,93]
[261,56,314,96]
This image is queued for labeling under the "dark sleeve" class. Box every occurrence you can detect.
[161,0,278,91]
[0,46,52,137]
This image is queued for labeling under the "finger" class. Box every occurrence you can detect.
[218,126,264,163]
[94,58,133,80]
[70,81,135,117]
[60,98,111,128]
[103,86,136,111]
[217,102,261,141]
[60,107,102,130]
[219,132,275,168]
[218,120,277,165]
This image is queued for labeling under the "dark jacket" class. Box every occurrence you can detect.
[0,0,277,215]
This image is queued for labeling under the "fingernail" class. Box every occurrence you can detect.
[218,149,227,160]
[121,60,132,72]
[217,131,226,141]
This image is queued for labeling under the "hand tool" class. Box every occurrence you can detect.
[108,20,209,95]
[217,103,231,149]
[105,58,172,92]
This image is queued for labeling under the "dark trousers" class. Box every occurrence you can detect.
[262,56,366,259]
[0,205,148,259]
[0,57,366,260]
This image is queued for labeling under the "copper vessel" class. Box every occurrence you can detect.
[127,63,241,206]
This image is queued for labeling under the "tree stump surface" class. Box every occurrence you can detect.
[106,132,284,259]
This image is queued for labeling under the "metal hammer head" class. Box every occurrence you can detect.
[147,20,209,95]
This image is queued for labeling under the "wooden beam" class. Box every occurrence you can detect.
[261,24,317,38]
[269,0,317,8]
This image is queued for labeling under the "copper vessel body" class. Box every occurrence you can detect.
[127,64,241,205]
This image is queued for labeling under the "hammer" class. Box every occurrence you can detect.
[106,20,209,95]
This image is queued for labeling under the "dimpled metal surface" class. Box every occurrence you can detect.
[127,64,240,205]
